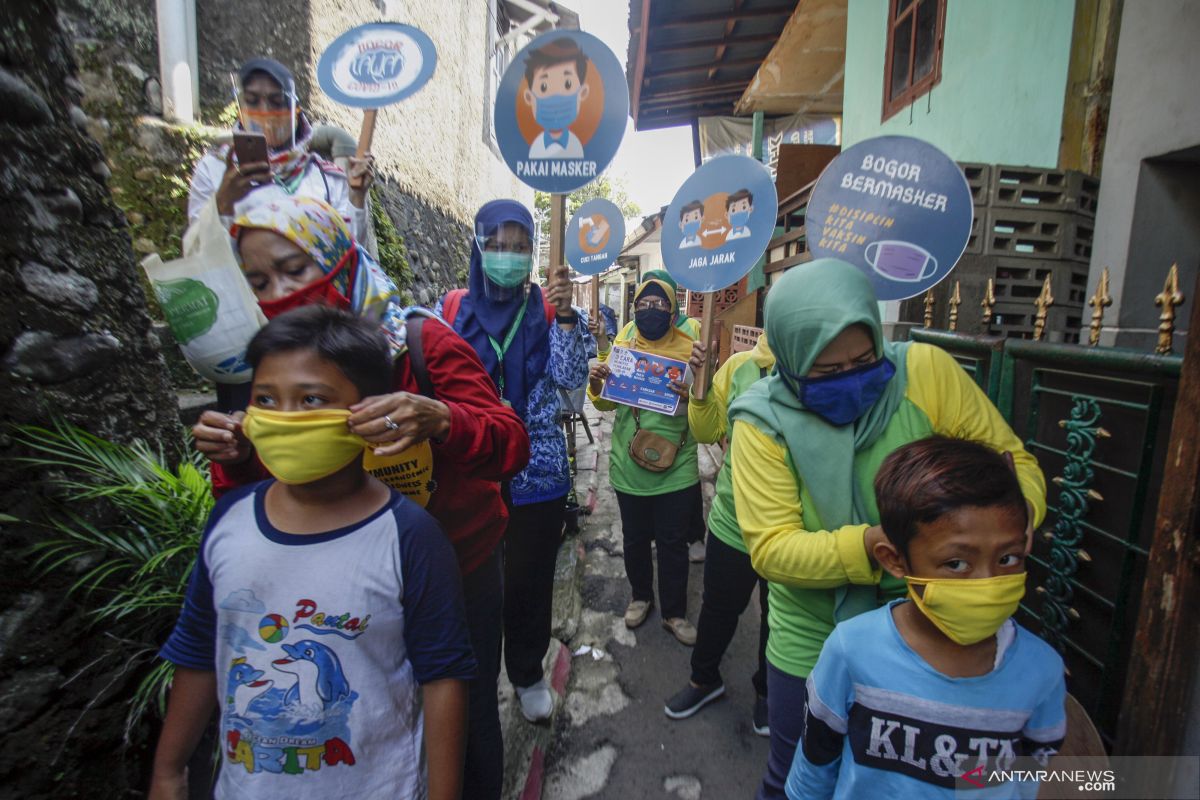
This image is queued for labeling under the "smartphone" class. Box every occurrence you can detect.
[233,131,269,165]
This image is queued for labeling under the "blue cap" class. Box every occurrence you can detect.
[238,57,295,95]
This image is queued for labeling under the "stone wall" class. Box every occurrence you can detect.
[192,0,533,299]
[0,0,183,796]
[58,0,531,316]
[376,178,471,304]
[195,0,319,112]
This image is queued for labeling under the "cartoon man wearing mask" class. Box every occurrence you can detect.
[678,201,703,249]
[524,38,590,160]
[725,189,753,241]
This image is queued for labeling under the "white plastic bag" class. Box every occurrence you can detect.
[141,199,266,383]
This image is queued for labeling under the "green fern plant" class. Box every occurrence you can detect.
[12,421,212,741]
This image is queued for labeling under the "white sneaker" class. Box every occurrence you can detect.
[515,679,553,723]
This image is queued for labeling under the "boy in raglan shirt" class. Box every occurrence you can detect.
[787,436,1066,799]
[150,306,475,800]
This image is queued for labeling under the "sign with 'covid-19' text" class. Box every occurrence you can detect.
[494,30,628,194]
[807,135,973,301]
[317,23,437,108]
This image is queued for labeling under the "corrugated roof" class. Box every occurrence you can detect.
[627,0,800,131]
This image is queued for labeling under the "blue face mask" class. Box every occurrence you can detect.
[729,210,750,229]
[783,357,896,426]
[682,220,700,238]
[534,91,580,132]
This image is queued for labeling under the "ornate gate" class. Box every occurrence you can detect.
[909,265,1187,746]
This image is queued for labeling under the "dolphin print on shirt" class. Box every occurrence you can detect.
[273,639,352,710]
[226,658,274,717]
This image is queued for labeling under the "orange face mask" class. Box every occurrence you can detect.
[240,107,298,150]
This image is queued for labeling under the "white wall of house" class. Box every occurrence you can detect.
[1089,0,1200,349]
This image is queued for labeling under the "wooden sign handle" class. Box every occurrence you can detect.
[591,275,609,352]
[691,292,717,401]
[350,108,378,190]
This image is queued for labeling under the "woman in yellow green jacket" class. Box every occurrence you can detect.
[664,332,776,735]
[727,259,1046,800]
[588,278,700,645]
[602,269,708,563]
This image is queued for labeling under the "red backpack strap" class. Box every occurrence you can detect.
[404,315,436,399]
[442,289,467,326]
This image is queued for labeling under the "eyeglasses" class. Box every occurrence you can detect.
[242,91,291,111]
[483,241,532,254]
[635,298,670,311]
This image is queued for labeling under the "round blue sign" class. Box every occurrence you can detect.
[807,135,973,301]
[565,199,626,276]
[494,30,628,193]
[661,155,778,293]
[317,23,437,108]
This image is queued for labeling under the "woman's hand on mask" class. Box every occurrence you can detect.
[217,149,270,215]
[347,391,452,456]
[192,410,252,464]
[589,363,610,395]
[545,265,574,315]
[347,153,375,206]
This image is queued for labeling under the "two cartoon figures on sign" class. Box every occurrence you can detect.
[677,189,755,250]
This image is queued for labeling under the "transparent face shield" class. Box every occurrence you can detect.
[232,72,298,151]
[475,220,534,301]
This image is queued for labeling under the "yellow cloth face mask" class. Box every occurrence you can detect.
[363,441,435,508]
[242,407,365,485]
[905,572,1027,646]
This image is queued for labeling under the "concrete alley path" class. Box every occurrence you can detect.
[538,403,770,799]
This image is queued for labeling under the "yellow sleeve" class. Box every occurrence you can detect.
[687,357,735,444]
[731,420,879,587]
[587,381,617,410]
[905,344,1048,527]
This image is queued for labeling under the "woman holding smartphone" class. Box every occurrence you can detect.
[186,57,374,241]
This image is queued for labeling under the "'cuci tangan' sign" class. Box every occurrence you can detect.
[317,23,437,108]
[661,154,778,293]
[494,30,628,193]
[565,198,626,276]
[807,135,973,301]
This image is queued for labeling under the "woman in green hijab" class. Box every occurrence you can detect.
[728,259,1046,799]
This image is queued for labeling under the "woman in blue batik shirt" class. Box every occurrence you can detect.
[438,199,590,725]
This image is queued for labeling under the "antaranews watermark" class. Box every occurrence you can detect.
[953,756,1198,798]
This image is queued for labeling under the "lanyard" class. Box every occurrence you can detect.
[487,300,528,398]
